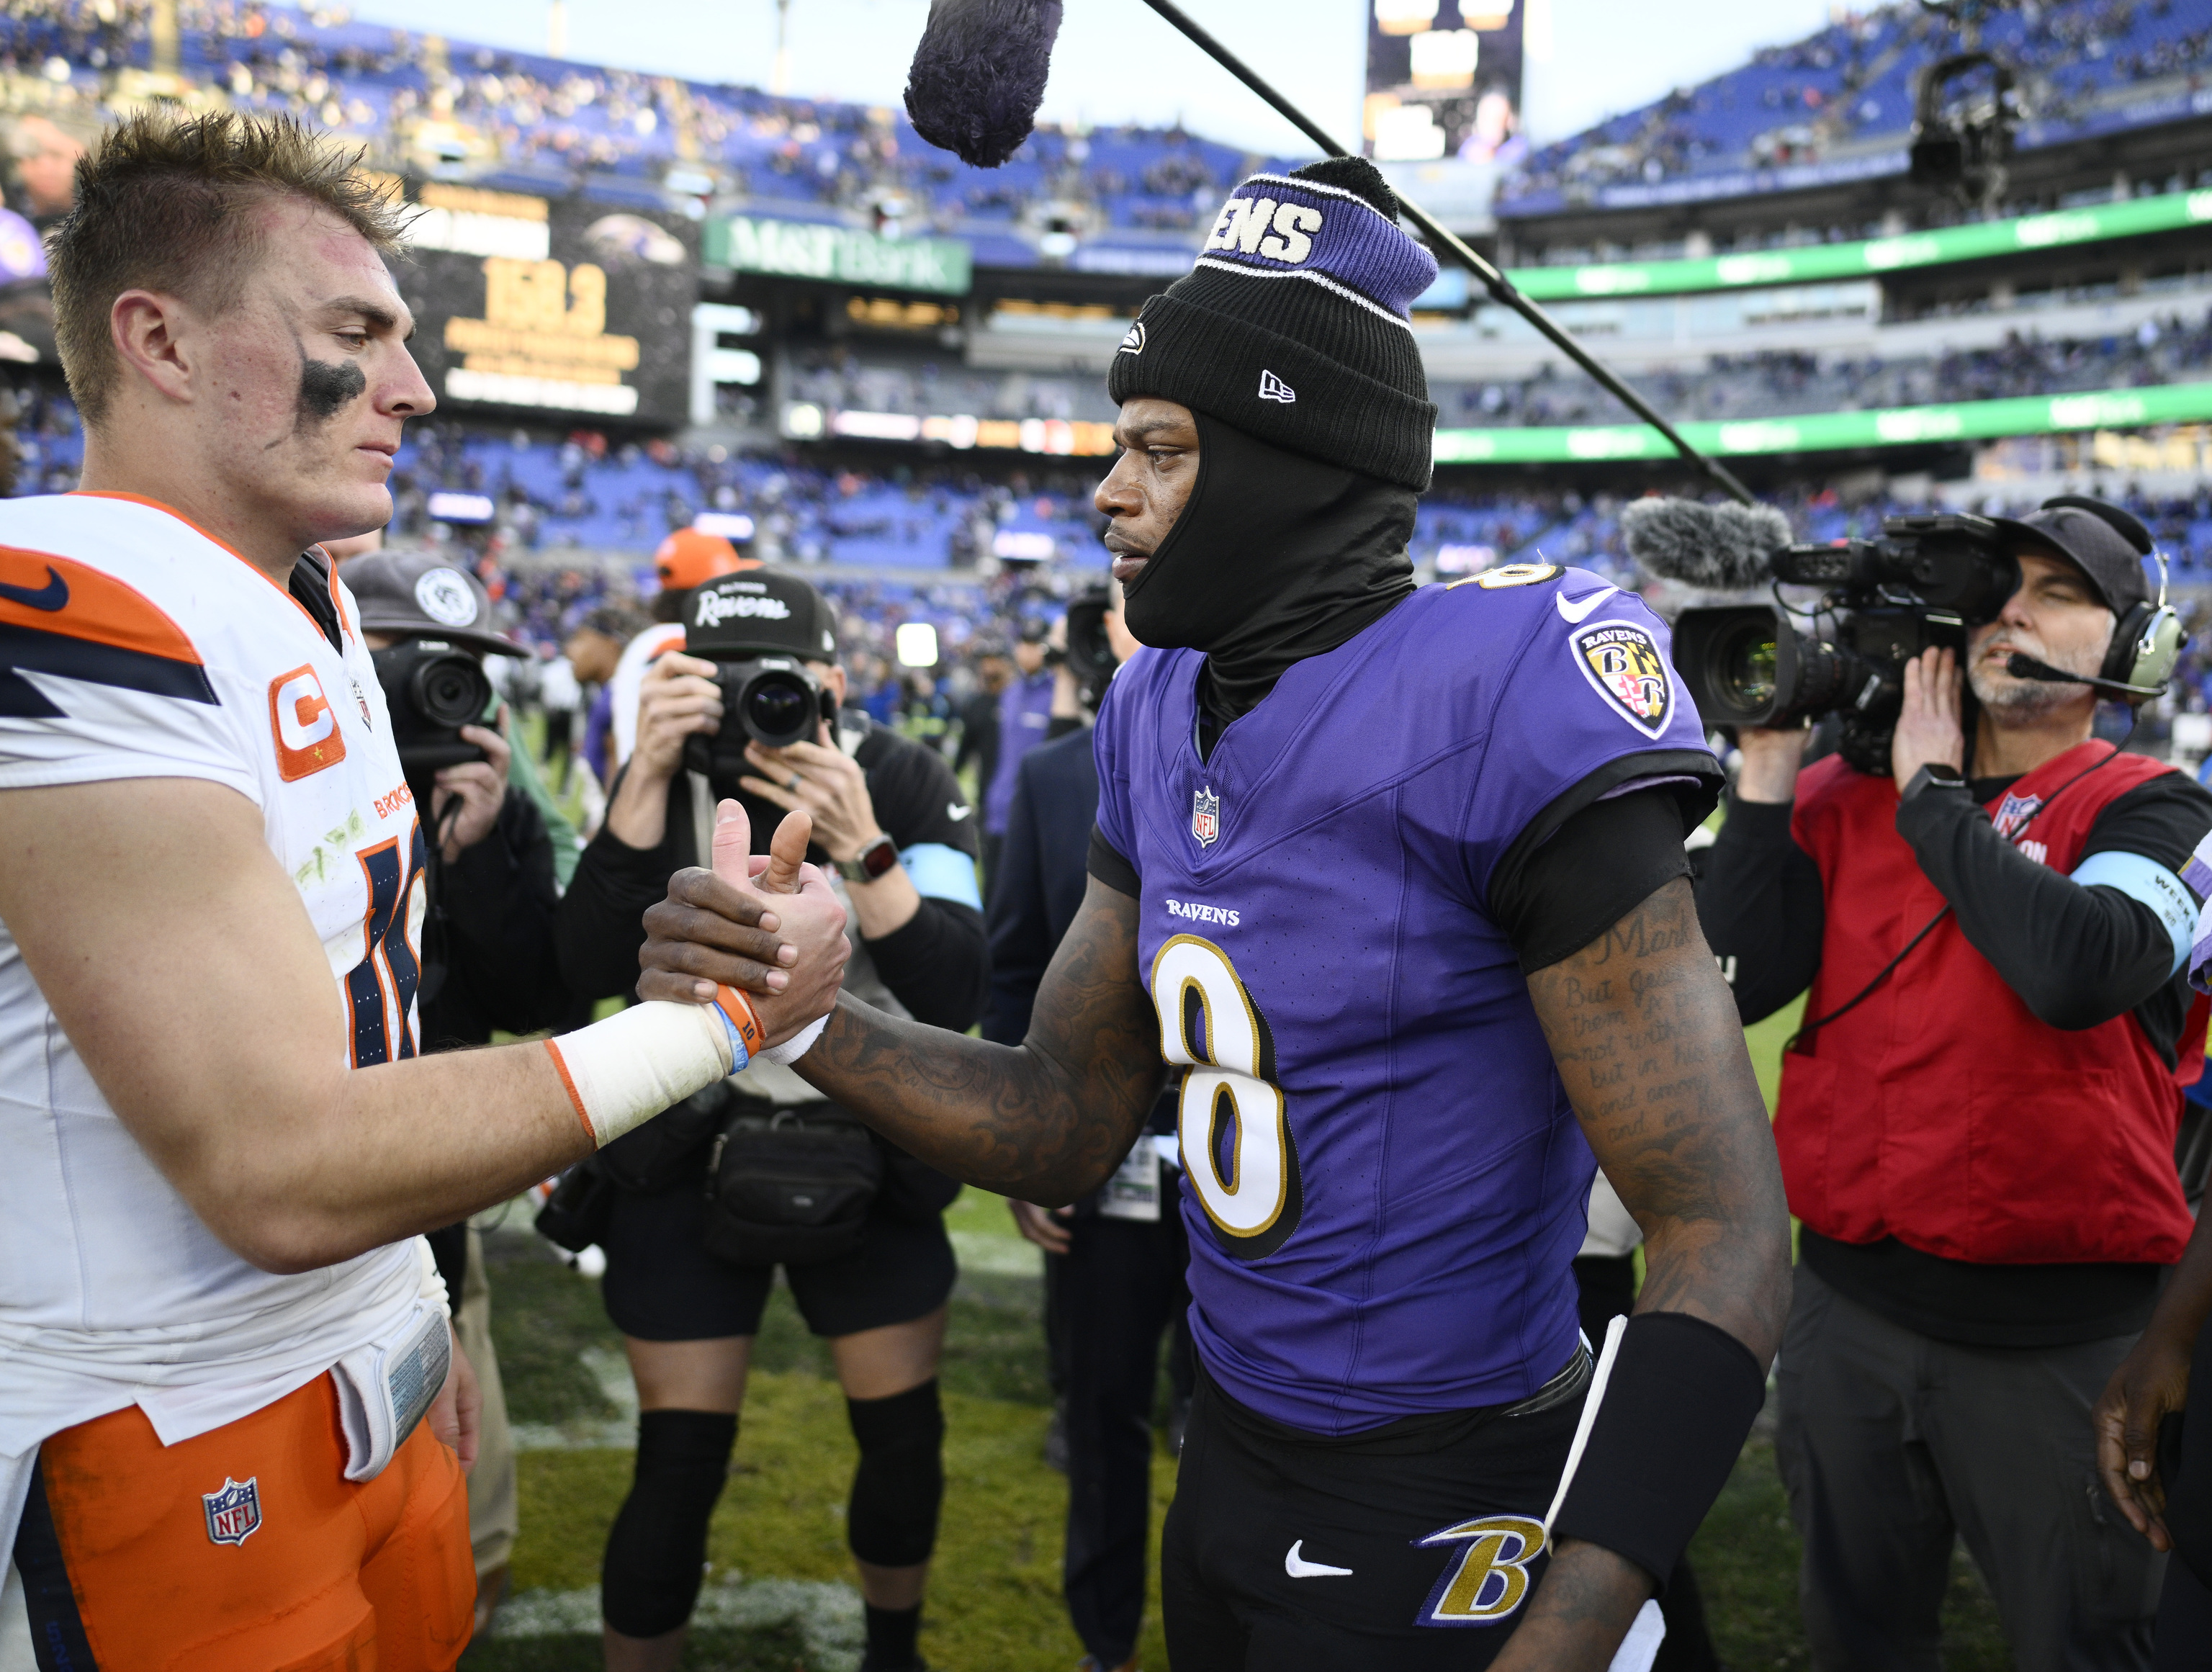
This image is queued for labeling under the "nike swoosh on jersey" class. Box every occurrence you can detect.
[0,565,67,610]
[1555,585,1619,624]
[1285,1540,1354,1578]
[947,802,974,820]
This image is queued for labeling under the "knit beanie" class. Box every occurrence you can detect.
[1106,156,1439,492]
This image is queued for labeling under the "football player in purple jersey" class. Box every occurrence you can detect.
[641,158,1790,1672]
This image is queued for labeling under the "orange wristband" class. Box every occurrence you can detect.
[715,986,769,1061]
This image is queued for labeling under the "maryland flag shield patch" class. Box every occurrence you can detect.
[1570,620,1673,740]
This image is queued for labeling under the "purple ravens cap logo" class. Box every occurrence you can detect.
[1191,785,1221,848]
[202,1476,262,1547]
[1570,621,1674,740]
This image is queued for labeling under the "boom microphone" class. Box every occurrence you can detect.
[1619,498,1794,590]
[904,0,1064,168]
[2004,651,2163,699]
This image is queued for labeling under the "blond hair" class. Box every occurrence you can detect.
[49,110,408,427]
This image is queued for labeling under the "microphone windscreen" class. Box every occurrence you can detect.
[1620,498,1792,590]
[904,0,1065,168]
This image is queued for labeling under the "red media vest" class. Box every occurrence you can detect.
[1777,740,2205,1266]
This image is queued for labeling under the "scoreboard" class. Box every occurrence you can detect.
[392,181,698,426]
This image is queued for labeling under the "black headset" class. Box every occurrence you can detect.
[2036,496,2187,701]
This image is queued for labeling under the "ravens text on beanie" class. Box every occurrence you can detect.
[1105,156,1439,491]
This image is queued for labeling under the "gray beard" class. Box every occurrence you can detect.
[1967,642,2103,717]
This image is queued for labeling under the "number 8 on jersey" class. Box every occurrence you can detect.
[1151,935,1303,1259]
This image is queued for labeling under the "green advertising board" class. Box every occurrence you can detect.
[1504,189,2212,302]
[706,215,973,295]
[1432,380,2212,464]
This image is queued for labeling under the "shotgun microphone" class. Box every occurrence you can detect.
[2004,652,2164,700]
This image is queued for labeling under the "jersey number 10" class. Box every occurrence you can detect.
[1150,935,1303,1260]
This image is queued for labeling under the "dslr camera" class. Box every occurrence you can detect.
[1655,511,2020,775]
[1060,585,1118,710]
[682,655,839,782]
[371,639,495,778]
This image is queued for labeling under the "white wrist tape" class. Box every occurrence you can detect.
[759,1013,830,1067]
[545,997,748,1147]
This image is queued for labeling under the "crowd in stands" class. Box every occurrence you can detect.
[0,0,1295,251]
[1501,0,2212,214]
[1436,306,2212,428]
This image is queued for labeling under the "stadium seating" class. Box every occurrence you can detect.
[1501,0,2212,218]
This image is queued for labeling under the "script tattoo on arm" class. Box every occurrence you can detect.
[793,876,1166,1204]
[1487,877,1792,1671]
[1527,876,1791,1359]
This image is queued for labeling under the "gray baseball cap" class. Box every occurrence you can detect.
[340,550,525,657]
[1989,496,2156,615]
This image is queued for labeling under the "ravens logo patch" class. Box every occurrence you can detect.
[1569,620,1673,739]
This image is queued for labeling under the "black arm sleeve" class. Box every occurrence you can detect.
[1487,788,1693,974]
[1896,772,2211,1032]
[435,788,570,1037]
[554,770,685,1002]
[1694,795,1827,1025]
[1087,824,1140,897]
[861,729,989,1033]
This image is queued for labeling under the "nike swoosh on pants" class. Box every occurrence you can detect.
[1284,1540,1353,1578]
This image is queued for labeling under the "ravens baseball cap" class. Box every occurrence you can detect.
[687,570,840,663]
[341,550,523,657]
[1990,495,2155,615]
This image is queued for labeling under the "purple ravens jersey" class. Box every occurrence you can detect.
[1091,565,1719,1434]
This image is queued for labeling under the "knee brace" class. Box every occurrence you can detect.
[845,1379,945,1568]
[601,1409,738,1638]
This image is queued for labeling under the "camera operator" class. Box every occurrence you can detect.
[555,569,985,1672]
[1699,498,2212,1668]
[986,581,1192,1672]
[341,549,572,1632]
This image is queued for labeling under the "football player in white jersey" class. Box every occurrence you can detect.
[0,112,848,1671]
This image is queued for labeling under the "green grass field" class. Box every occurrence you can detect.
[459,1005,2017,1671]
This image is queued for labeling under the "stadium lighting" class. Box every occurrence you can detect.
[895,623,941,668]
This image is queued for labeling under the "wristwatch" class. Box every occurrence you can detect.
[836,833,899,884]
[1901,762,1967,803]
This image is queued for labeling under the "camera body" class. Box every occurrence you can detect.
[370,639,494,781]
[1673,513,2020,774]
[1062,585,1118,710]
[682,655,838,783]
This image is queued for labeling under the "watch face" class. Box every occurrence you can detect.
[862,835,898,878]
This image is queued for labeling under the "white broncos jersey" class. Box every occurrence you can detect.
[0,494,430,1518]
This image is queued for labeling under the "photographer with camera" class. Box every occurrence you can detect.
[342,549,572,1632]
[554,569,985,1672]
[1689,498,2212,1668]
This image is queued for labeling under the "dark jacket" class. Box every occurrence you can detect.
[421,784,570,1050]
[984,724,1100,1046]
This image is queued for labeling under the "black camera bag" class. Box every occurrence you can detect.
[703,1103,884,1267]
[535,1158,615,1253]
[596,1077,732,1195]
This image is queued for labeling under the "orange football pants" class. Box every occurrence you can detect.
[14,1372,474,1671]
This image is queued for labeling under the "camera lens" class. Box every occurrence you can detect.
[408,652,491,728]
[1715,619,1780,711]
[741,668,818,748]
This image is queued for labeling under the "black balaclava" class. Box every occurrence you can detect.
[1121,409,1418,755]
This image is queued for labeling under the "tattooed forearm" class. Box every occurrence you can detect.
[793,876,1164,1204]
[1527,877,1791,1364]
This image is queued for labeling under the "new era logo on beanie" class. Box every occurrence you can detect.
[1106,156,1438,490]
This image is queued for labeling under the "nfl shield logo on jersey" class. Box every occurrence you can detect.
[1568,621,1674,741]
[202,1476,261,1547]
[1191,784,1221,848]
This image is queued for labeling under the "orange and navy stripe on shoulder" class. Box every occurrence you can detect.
[0,544,217,717]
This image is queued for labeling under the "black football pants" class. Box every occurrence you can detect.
[1054,1206,1191,1668]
